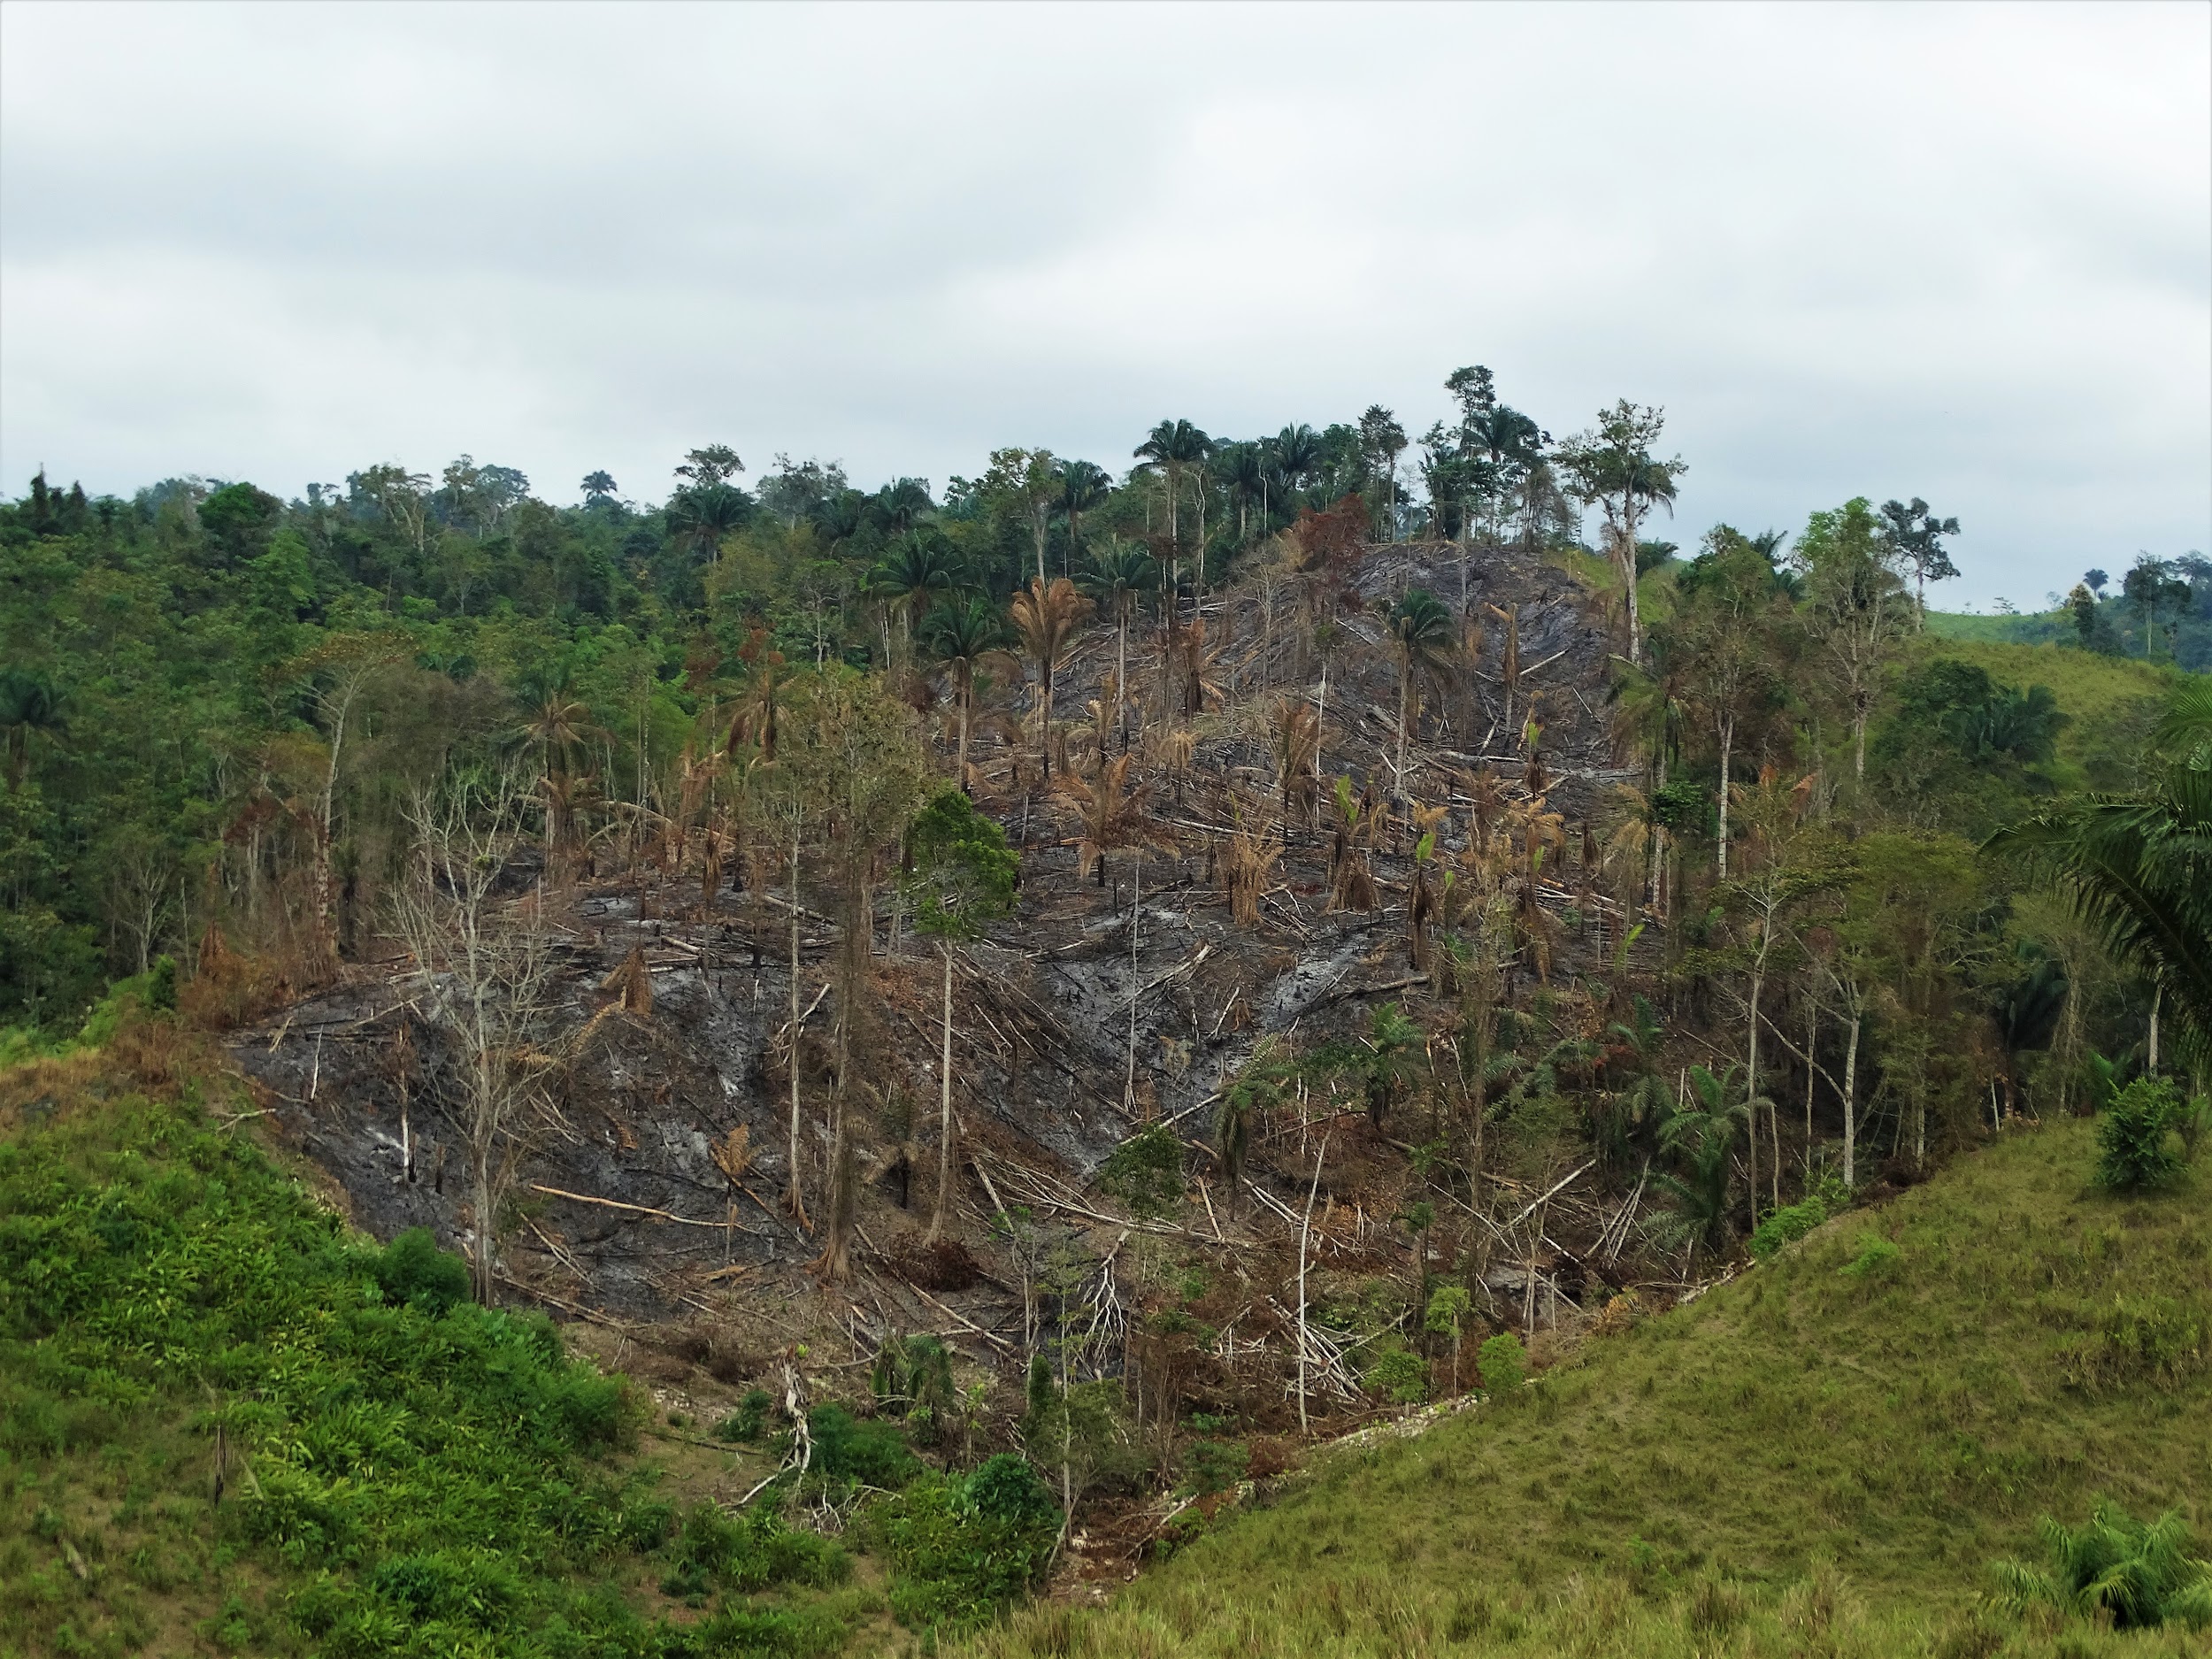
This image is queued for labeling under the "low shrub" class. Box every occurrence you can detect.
[716,1387,774,1443]
[1993,1499,2212,1631]
[2096,1077,2193,1191]
[1748,1196,1829,1261]
[875,1457,1060,1634]
[806,1403,922,1492]
[1838,1233,1901,1279]
[1478,1332,1527,1395]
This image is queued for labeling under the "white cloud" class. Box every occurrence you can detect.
[3,0,2204,603]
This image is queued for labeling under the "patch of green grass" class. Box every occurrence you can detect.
[1916,638,2183,790]
[0,1071,871,1657]
[962,1118,2210,1656]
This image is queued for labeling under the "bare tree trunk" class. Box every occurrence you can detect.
[1716,715,1735,879]
[1804,1000,1818,1178]
[1124,856,1142,1114]
[786,824,810,1227]
[1842,1009,1861,1188]
[1296,1139,1325,1436]
[928,942,956,1242]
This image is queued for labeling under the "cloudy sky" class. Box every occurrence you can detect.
[3,1,2206,608]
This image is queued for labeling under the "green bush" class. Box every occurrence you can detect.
[1098,1125,1187,1219]
[1839,1233,1901,1279]
[716,1387,774,1442]
[875,1459,1061,1634]
[2097,1077,2192,1191]
[1185,1438,1251,1496]
[806,1403,921,1491]
[373,1227,472,1314]
[1363,1347,1428,1406]
[1478,1332,1526,1396]
[1994,1499,2212,1631]
[661,1502,849,1601]
[1748,1196,1829,1261]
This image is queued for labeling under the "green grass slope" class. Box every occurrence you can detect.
[0,1046,879,1659]
[967,1118,2211,1658]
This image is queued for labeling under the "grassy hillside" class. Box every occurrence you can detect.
[965,1115,2211,1658]
[1920,639,2185,791]
[0,1037,889,1659]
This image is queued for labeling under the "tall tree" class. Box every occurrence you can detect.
[1079,537,1156,747]
[902,790,1018,1241]
[1133,419,1214,622]
[1668,528,1789,878]
[1357,405,1408,539]
[1878,497,1961,628]
[1557,403,1686,665]
[1793,498,1909,786]
[1057,461,1112,574]
[920,595,1015,789]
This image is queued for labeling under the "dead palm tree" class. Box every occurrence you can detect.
[1272,695,1321,832]
[1056,752,1158,888]
[1009,577,1092,781]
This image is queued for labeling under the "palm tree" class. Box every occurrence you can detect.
[1989,682,2212,1076]
[1651,1064,1752,1258]
[520,686,603,781]
[1133,419,1213,626]
[1058,461,1112,575]
[1079,538,1156,747]
[0,670,64,785]
[665,481,749,565]
[1217,442,1267,544]
[871,530,964,664]
[1008,577,1092,781]
[1381,588,1456,795]
[1055,752,1156,888]
[920,596,1015,789]
[1272,424,1324,503]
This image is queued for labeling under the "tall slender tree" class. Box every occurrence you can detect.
[902,790,1018,1242]
[1557,403,1686,665]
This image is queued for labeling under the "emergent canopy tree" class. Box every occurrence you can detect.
[1557,402,1686,666]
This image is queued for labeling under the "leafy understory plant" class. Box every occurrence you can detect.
[1993,1500,2212,1632]
[2095,1075,2198,1192]
[1837,1232,1901,1279]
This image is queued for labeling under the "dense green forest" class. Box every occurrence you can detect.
[4,370,2208,1656]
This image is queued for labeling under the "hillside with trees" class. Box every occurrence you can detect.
[3,374,2207,1656]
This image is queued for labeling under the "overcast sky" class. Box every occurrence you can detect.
[3,2,2206,609]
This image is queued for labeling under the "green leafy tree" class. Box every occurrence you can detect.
[1877,496,1960,628]
[1556,402,1686,665]
[902,790,1018,1240]
[1793,498,1909,786]
[1991,682,2212,1080]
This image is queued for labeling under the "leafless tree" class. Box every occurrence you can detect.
[388,768,569,1303]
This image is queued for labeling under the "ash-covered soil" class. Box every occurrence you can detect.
[234,539,1644,1402]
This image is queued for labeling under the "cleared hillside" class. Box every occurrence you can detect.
[964,1115,2211,1658]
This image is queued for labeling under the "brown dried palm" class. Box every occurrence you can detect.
[1219,811,1284,928]
[1327,774,1381,912]
[1009,576,1092,780]
[1271,695,1321,829]
[1055,751,1160,887]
